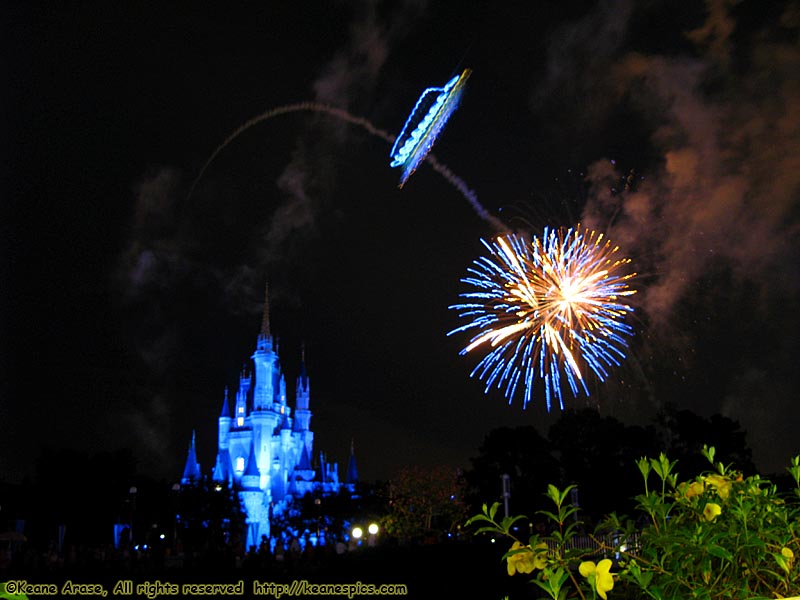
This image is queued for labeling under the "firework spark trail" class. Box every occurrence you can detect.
[448,226,637,411]
[186,102,503,231]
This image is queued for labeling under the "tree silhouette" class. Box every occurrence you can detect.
[654,404,756,476]
[547,409,660,520]
[462,426,560,519]
[463,406,754,524]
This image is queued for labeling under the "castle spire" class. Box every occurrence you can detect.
[297,342,309,393]
[260,280,271,338]
[181,429,201,484]
[255,280,274,358]
[345,438,358,485]
[220,387,231,418]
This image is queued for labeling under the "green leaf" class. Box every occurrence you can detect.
[531,578,556,599]
[544,567,569,597]
[500,514,529,533]
[702,445,716,465]
[465,513,493,527]
[536,509,561,524]
[471,525,503,536]
[637,456,651,479]
[706,544,733,562]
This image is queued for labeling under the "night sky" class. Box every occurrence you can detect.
[3,1,798,486]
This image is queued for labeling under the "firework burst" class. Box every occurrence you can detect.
[448,226,637,411]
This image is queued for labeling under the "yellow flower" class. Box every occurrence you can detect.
[532,542,549,570]
[579,559,615,600]
[703,502,722,521]
[704,474,732,500]
[506,541,537,576]
[506,541,548,575]
[683,480,705,498]
[782,547,794,568]
[776,547,795,574]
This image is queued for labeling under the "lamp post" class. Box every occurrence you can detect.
[501,474,511,518]
[171,483,181,555]
[128,486,138,546]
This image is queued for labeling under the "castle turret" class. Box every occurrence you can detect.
[234,369,250,428]
[181,430,201,484]
[218,388,232,450]
[293,346,314,472]
[345,439,358,488]
[241,440,261,490]
[239,440,270,549]
[212,448,231,483]
[213,390,233,483]
[296,444,314,480]
[294,345,311,432]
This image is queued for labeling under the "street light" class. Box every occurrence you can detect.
[129,486,138,545]
[367,523,379,547]
[501,474,510,518]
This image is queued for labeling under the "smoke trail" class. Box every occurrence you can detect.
[425,153,506,232]
[185,102,503,231]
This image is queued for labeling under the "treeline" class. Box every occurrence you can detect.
[461,403,764,522]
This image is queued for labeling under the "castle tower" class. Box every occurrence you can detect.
[213,389,233,483]
[293,345,314,469]
[250,282,279,487]
[233,369,250,429]
[294,344,311,431]
[252,282,277,411]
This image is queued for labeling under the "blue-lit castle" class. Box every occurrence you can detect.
[181,285,357,550]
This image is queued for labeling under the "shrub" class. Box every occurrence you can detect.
[467,446,800,599]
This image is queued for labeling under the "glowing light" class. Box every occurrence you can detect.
[389,69,472,188]
[448,226,637,411]
[351,526,363,539]
[368,523,379,535]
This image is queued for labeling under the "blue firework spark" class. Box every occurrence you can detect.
[447,227,637,411]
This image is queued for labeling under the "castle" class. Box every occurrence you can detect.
[181,285,357,550]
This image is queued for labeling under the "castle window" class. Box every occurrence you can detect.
[235,456,245,472]
[238,406,244,414]
[237,417,244,427]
